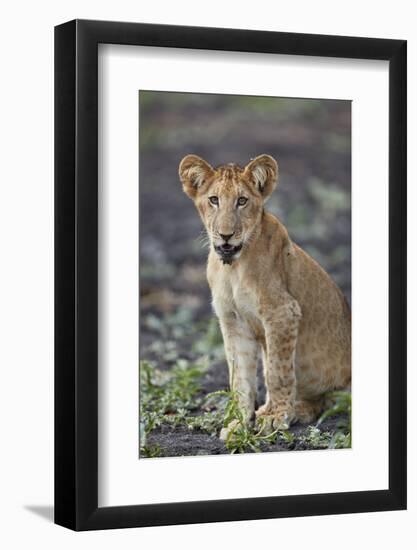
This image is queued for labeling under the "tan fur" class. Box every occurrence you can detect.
[179,154,351,437]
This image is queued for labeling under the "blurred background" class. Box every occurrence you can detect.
[139,91,351,457]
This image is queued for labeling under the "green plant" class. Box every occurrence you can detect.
[206,389,278,454]
[140,444,161,458]
[139,358,208,455]
[329,431,351,449]
[182,410,224,437]
[139,357,352,457]
[317,391,351,448]
[278,430,295,445]
[301,426,332,448]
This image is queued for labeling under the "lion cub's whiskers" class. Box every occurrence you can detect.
[197,230,210,249]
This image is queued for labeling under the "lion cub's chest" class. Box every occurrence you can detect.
[210,270,263,339]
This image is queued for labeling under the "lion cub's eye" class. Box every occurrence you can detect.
[209,196,219,206]
[237,197,248,206]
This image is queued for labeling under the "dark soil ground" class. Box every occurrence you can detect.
[145,360,348,457]
[139,92,351,458]
[147,417,347,458]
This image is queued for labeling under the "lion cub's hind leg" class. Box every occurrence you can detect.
[294,397,324,424]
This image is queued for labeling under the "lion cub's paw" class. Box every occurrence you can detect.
[255,405,295,434]
[219,417,254,441]
[219,419,241,441]
[294,399,323,424]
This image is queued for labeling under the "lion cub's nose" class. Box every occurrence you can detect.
[219,233,234,242]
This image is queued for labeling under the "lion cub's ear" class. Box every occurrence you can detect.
[179,155,215,199]
[244,154,278,200]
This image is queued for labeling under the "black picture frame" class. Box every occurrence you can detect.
[55,19,407,531]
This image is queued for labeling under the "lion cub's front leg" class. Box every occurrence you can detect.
[256,299,302,432]
[217,315,258,441]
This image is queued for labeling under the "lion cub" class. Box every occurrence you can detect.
[179,154,351,438]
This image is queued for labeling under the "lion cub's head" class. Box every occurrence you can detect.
[179,154,278,264]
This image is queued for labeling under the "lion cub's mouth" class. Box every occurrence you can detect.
[214,243,243,264]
